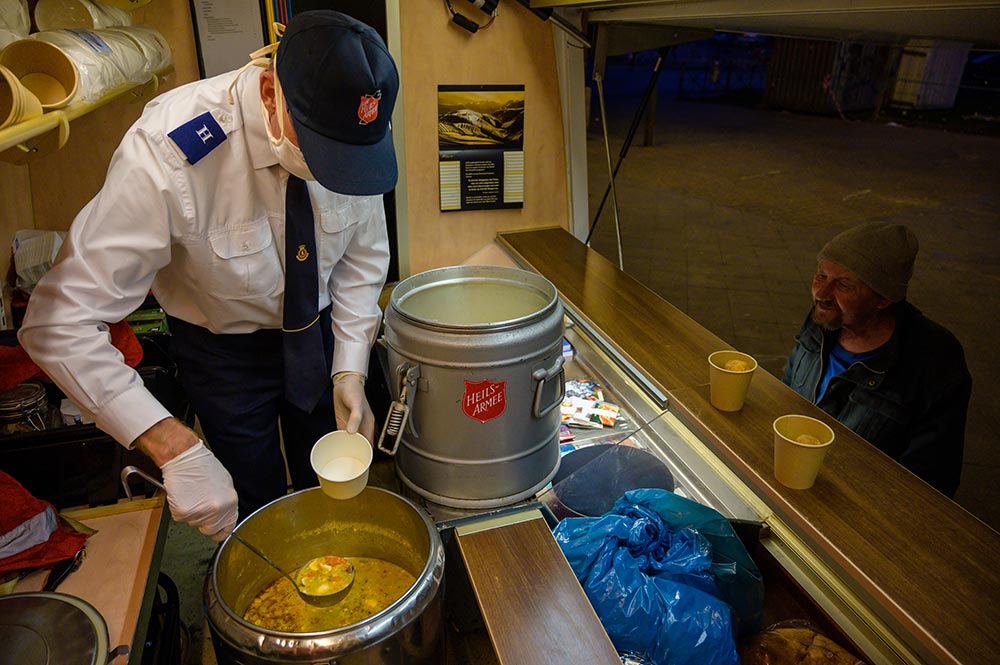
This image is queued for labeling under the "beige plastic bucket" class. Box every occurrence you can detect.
[0,39,78,109]
[0,64,42,129]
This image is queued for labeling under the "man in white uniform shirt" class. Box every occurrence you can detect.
[18,11,398,541]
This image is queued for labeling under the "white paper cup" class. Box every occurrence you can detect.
[773,414,835,489]
[310,431,373,500]
[708,350,757,411]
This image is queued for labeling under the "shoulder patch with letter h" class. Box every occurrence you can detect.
[167,111,227,165]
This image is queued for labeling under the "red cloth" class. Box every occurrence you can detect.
[0,469,88,575]
[0,321,143,392]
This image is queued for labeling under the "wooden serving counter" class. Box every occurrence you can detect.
[498,227,1000,665]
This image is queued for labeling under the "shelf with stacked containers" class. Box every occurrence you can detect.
[0,0,171,163]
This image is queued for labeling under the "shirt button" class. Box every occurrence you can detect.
[242,242,249,250]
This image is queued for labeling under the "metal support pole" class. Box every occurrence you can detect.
[592,70,624,271]
[585,48,668,250]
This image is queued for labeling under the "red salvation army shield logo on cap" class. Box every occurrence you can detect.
[357,91,382,125]
[462,379,506,423]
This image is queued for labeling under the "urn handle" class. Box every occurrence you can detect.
[377,362,420,455]
[532,355,566,419]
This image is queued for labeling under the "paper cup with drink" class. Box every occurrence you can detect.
[772,414,835,489]
[708,350,757,411]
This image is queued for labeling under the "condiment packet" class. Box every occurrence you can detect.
[587,401,620,427]
[561,396,620,428]
[565,379,603,402]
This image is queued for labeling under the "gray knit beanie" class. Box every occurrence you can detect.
[817,222,919,302]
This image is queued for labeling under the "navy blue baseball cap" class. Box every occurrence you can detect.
[276,11,398,195]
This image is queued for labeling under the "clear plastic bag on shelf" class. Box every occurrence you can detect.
[34,0,132,32]
[0,28,20,50]
[0,0,28,50]
[103,25,171,72]
[0,0,29,38]
[30,26,148,102]
[89,27,147,81]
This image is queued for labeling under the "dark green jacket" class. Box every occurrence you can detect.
[782,302,971,497]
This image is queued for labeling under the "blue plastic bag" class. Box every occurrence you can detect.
[553,488,764,665]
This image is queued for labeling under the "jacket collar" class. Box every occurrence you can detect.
[236,68,279,171]
[806,301,919,372]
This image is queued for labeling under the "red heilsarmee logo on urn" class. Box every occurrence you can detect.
[462,379,506,423]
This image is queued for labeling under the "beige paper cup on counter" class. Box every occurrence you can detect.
[311,431,373,500]
[773,414,835,489]
[0,39,78,109]
[708,350,757,411]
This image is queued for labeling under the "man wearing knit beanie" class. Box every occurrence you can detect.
[782,222,971,497]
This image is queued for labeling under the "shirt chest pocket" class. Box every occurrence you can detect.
[316,197,374,265]
[318,197,372,232]
[207,221,281,299]
[785,336,821,395]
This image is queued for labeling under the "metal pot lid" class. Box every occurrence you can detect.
[0,592,109,665]
[0,382,46,414]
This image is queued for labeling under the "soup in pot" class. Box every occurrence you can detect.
[243,556,416,632]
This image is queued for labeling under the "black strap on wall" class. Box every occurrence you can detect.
[444,0,497,34]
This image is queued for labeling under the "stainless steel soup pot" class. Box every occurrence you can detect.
[205,487,444,664]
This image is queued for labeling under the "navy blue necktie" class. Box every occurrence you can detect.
[282,175,328,412]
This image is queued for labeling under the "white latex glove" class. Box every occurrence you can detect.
[160,441,239,541]
[333,371,375,443]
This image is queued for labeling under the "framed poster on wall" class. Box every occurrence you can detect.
[438,84,525,212]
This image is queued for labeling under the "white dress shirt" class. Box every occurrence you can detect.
[18,67,390,448]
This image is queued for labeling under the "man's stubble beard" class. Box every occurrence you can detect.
[811,304,842,332]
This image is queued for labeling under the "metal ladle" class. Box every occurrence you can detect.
[229,532,355,607]
[121,465,355,606]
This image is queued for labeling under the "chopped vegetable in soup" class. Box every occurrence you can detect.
[243,557,416,632]
[295,555,353,596]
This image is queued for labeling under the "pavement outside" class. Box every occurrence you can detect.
[586,82,1000,534]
